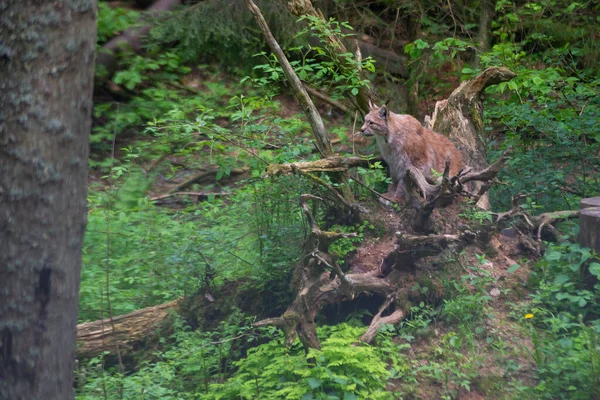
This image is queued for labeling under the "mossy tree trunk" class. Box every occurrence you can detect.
[0,1,96,399]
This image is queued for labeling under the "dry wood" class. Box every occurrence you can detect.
[304,85,354,115]
[425,67,516,209]
[150,191,229,201]
[405,150,510,232]
[167,167,248,194]
[360,296,405,343]
[76,299,181,359]
[265,156,374,177]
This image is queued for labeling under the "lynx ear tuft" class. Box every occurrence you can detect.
[368,99,377,110]
[378,105,388,119]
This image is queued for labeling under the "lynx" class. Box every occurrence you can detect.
[360,104,465,203]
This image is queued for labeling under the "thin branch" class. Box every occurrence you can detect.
[304,84,353,115]
[244,0,332,156]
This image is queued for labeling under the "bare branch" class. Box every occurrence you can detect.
[360,296,405,343]
[244,0,332,156]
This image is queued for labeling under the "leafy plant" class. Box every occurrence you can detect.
[529,241,600,319]
[203,324,397,400]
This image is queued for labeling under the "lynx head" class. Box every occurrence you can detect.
[360,101,389,138]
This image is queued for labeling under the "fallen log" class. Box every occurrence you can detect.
[76,299,181,359]
[265,156,375,177]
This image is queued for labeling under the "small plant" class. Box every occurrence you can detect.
[329,221,374,264]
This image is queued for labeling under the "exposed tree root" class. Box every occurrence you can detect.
[405,150,511,233]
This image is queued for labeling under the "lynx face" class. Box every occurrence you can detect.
[360,106,390,138]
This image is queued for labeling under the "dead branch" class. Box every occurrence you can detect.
[300,194,358,242]
[265,156,374,177]
[244,0,332,157]
[150,191,229,201]
[405,150,510,232]
[396,231,475,247]
[304,85,353,115]
[360,295,405,343]
[76,299,181,359]
[167,167,248,194]
[495,195,580,245]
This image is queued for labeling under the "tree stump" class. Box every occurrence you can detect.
[580,197,600,254]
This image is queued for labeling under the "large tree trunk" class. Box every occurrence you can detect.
[0,2,96,399]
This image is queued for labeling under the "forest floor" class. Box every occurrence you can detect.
[84,69,546,399]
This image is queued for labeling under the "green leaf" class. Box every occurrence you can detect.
[553,274,570,285]
[351,87,359,96]
[545,251,563,261]
[507,264,521,273]
[307,378,322,389]
[589,262,600,277]
[343,393,358,400]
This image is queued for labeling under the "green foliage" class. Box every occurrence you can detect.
[77,312,271,399]
[529,241,600,319]
[521,317,600,399]
[329,221,374,263]
[112,52,191,91]
[248,17,375,100]
[203,324,398,400]
[97,2,139,44]
[146,0,300,72]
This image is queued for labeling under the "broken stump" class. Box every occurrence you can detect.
[580,197,600,254]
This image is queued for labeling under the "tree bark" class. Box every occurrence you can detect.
[425,67,516,209]
[477,0,496,54]
[0,1,96,399]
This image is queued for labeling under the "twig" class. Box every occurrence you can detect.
[150,191,229,201]
[244,0,332,157]
[303,84,353,115]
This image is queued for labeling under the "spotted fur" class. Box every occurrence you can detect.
[360,104,465,202]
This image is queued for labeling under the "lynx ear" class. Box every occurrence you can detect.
[368,99,378,111]
[378,105,388,119]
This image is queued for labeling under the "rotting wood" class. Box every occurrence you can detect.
[405,150,510,233]
[424,67,516,209]
[76,299,181,359]
[304,85,354,115]
[265,156,375,177]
